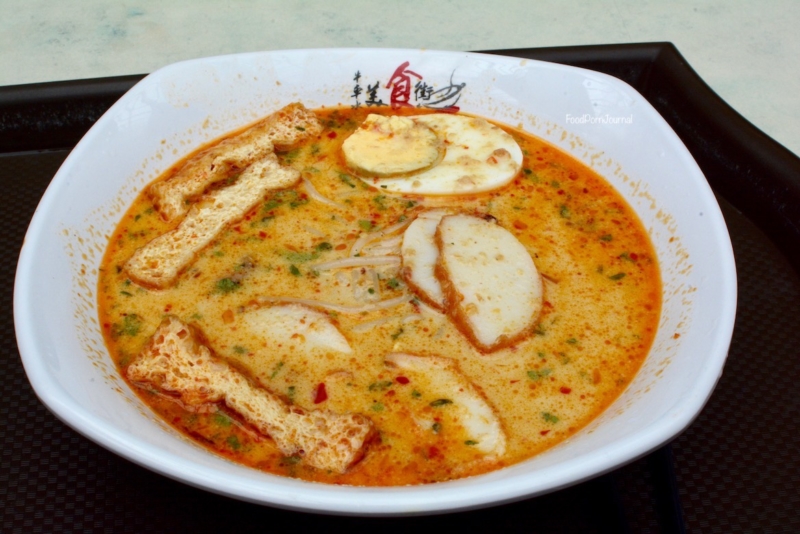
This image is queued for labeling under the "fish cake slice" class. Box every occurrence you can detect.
[435,214,543,352]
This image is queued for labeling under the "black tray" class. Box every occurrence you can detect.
[2,43,799,533]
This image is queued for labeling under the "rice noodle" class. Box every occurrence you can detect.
[256,294,410,314]
[303,177,347,210]
[313,256,401,271]
[350,315,400,333]
[361,235,403,256]
[351,313,423,333]
[350,217,414,257]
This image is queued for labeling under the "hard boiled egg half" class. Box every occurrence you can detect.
[342,113,523,195]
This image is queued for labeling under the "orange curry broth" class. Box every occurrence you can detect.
[97,106,661,486]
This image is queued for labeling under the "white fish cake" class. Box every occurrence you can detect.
[400,209,450,309]
[242,303,352,355]
[436,214,543,352]
[385,352,506,456]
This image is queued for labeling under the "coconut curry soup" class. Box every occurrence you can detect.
[98,103,661,486]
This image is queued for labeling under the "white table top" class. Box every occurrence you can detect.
[2,0,798,156]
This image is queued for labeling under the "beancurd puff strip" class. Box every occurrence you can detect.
[125,154,299,289]
[150,103,323,221]
[126,317,374,474]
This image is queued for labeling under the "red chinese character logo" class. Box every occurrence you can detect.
[387,61,422,110]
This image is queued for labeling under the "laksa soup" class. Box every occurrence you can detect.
[98,103,661,486]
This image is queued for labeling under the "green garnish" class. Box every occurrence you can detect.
[213,413,232,427]
[430,399,453,407]
[338,173,356,188]
[226,435,242,450]
[368,381,393,392]
[215,278,240,294]
[608,272,626,281]
[527,368,552,381]
[269,361,285,379]
[542,412,560,424]
[289,265,301,276]
[111,314,143,338]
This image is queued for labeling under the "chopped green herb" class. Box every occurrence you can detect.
[523,168,541,182]
[550,180,561,188]
[111,314,143,338]
[432,422,442,434]
[215,278,240,294]
[600,234,613,242]
[213,413,232,427]
[283,455,302,465]
[534,324,546,336]
[287,386,296,400]
[371,402,385,412]
[560,205,571,219]
[566,338,578,344]
[542,412,560,424]
[270,361,285,379]
[430,399,453,407]
[411,390,422,399]
[368,288,375,294]
[338,173,356,188]
[289,265,301,276]
[405,200,417,208]
[373,195,388,210]
[619,252,635,262]
[368,381,393,392]
[464,440,478,446]
[608,272,626,281]
[232,345,248,355]
[387,278,401,289]
[120,290,133,297]
[390,327,404,340]
[358,219,375,231]
[295,126,306,131]
[226,435,242,450]
[284,250,319,263]
[315,242,333,251]
[527,368,552,381]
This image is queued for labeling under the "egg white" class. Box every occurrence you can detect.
[350,114,523,195]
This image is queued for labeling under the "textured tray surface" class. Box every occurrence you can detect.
[3,44,800,532]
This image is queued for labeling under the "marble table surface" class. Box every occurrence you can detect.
[2,0,798,157]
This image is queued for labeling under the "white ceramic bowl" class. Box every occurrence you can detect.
[14,49,736,515]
